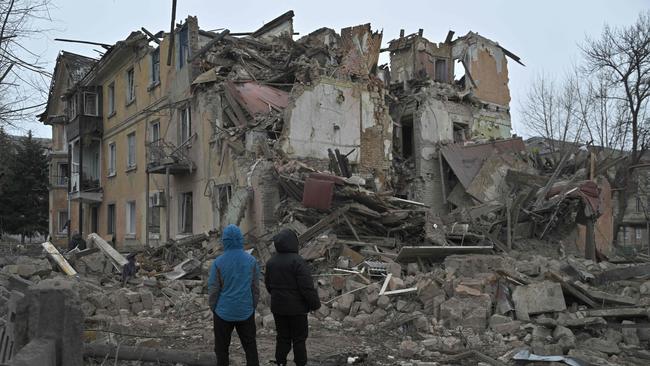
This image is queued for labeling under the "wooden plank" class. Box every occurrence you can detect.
[337,239,395,248]
[383,287,418,296]
[582,307,650,318]
[298,207,348,245]
[41,241,77,276]
[378,273,392,296]
[396,245,493,262]
[341,213,361,241]
[87,233,128,272]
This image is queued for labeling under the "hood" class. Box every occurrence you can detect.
[272,228,299,253]
[222,224,244,251]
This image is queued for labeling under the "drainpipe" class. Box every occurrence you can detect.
[145,171,150,247]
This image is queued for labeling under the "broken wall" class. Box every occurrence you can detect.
[452,33,511,107]
[389,35,453,85]
[577,177,614,257]
[281,78,392,187]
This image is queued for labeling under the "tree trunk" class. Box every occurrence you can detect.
[84,344,216,366]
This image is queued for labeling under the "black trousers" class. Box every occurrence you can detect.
[213,313,259,366]
[273,313,309,366]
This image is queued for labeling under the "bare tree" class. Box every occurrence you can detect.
[581,11,650,244]
[0,0,52,128]
[521,72,583,161]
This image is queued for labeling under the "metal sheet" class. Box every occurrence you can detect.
[302,178,334,210]
[227,81,289,117]
[440,137,526,189]
[396,245,493,262]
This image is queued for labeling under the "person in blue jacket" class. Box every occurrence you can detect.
[208,224,260,366]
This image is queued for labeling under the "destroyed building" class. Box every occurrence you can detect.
[5,9,648,366]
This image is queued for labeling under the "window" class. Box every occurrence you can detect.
[108,142,116,176]
[435,59,448,83]
[84,92,98,116]
[126,201,136,235]
[107,204,116,235]
[127,133,136,169]
[107,82,115,115]
[179,192,193,233]
[400,116,414,159]
[637,197,643,213]
[636,227,643,241]
[178,26,189,68]
[150,121,160,142]
[58,211,68,234]
[57,163,68,186]
[151,48,160,86]
[217,184,232,217]
[180,107,191,144]
[67,95,78,119]
[126,68,135,103]
[149,193,161,234]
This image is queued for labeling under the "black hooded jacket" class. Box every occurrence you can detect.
[265,229,321,315]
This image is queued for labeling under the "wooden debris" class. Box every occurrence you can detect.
[87,233,129,273]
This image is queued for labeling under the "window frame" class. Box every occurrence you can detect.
[57,210,68,234]
[126,201,136,236]
[107,203,116,235]
[108,142,116,176]
[107,82,116,116]
[126,68,135,104]
[180,107,191,144]
[126,132,136,170]
[83,92,98,116]
[56,162,68,186]
[150,48,160,87]
[179,192,193,234]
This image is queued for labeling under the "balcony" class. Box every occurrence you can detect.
[66,115,103,141]
[69,138,102,202]
[146,139,195,175]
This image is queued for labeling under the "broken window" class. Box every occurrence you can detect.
[179,192,193,234]
[57,163,68,186]
[126,201,136,235]
[127,133,136,169]
[84,92,98,116]
[453,123,469,143]
[108,142,116,176]
[107,82,115,115]
[435,59,448,83]
[107,203,116,236]
[180,107,191,144]
[217,184,232,217]
[178,26,189,68]
[151,48,160,86]
[126,68,135,103]
[400,116,414,159]
[58,210,68,234]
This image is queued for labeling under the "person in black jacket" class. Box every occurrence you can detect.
[265,228,321,366]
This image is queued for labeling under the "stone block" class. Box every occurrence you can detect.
[131,301,144,314]
[512,281,566,320]
[580,337,620,355]
[439,294,491,331]
[8,338,56,366]
[125,291,141,303]
[622,320,640,346]
[139,291,154,311]
[399,340,419,358]
[407,263,420,275]
[377,295,390,309]
[444,254,514,277]
[331,275,347,291]
[338,293,355,314]
[262,314,275,329]
[388,277,405,291]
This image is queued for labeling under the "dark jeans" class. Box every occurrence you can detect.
[273,313,309,366]
[213,313,259,366]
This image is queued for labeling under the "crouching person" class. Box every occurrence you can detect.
[208,224,260,366]
[265,229,321,366]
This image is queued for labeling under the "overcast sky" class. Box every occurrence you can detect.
[13,0,649,138]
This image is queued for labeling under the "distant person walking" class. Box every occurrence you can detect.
[265,229,321,366]
[208,224,260,366]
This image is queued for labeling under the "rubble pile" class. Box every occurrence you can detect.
[5,10,650,366]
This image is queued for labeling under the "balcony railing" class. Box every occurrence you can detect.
[70,164,100,193]
[146,138,195,174]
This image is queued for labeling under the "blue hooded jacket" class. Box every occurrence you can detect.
[208,225,260,321]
